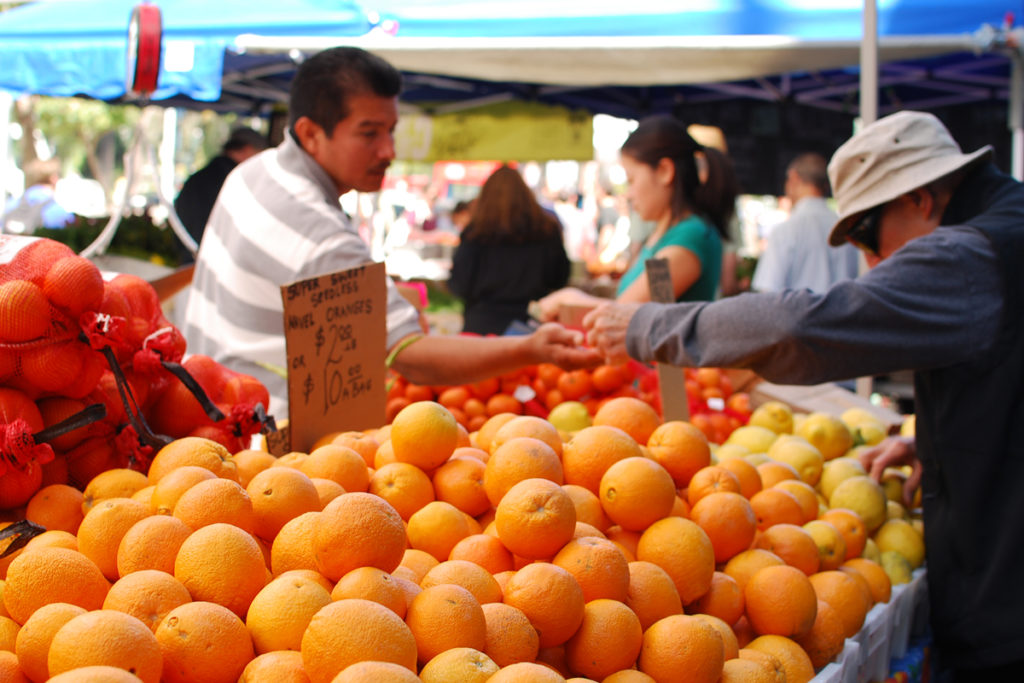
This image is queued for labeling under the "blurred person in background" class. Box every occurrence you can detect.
[448,165,570,335]
[752,152,860,293]
[1,158,75,234]
[536,114,739,318]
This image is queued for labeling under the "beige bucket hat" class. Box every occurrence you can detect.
[827,110,992,246]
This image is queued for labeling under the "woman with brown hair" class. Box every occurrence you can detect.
[448,165,570,335]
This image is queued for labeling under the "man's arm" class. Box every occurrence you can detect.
[389,324,602,387]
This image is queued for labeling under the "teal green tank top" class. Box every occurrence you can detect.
[616,214,722,301]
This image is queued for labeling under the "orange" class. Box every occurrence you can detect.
[270,511,321,575]
[593,397,661,445]
[313,492,407,581]
[102,569,192,633]
[552,536,630,603]
[737,647,788,681]
[646,420,711,488]
[490,415,564,457]
[333,660,421,682]
[300,444,370,493]
[148,465,218,515]
[406,583,487,665]
[638,614,725,683]
[635,516,715,604]
[753,523,820,576]
[246,573,332,654]
[273,452,309,469]
[21,529,77,553]
[438,385,471,411]
[722,548,785,594]
[808,570,870,639]
[420,647,498,683]
[484,437,564,507]
[25,484,84,534]
[475,413,519,452]
[331,567,408,618]
[746,635,815,683]
[693,613,740,660]
[689,491,757,564]
[743,565,817,638]
[535,644,571,677]
[481,602,540,667]
[820,508,868,560]
[591,363,630,393]
[841,557,892,604]
[239,650,308,683]
[561,484,611,532]
[494,479,576,560]
[77,497,151,580]
[502,562,585,648]
[373,440,397,469]
[156,601,254,683]
[625,561,683,630]
[331,431,381,468]
[755,461,800,489]
[719,657,777,683]
[772,480,819,524]
[557,369,593,401]
[404,383,434,403]
[46,666,144,682]
[449,533,515,575]
[407,500,476,562]
[147,436,238,484]
[803,519,848,571]
[368,462,435,521]
[81,469,149,514]
[116,514,192,577]
[670,495,691,519]
[598,457,676,532]
[173,477,256,534]
[605,525,642,562]
[793,599,846,669]
[47,610,161,682]
[174,523,267,618]
[14,602,87,681]
[565,599,643,680]
[432,456,490,517]
[390,401,459,470]
[231,449,276,488]
[310,477,345,508]
[398,548,440,584]
[716,457,763,499]
[687,466,741,507]
[3,547,108,624]
[488,662,566,682]
[486,393,523,417]
[0,649,28,683]
[421,559,503,604]
[749,488,804,531]
[244,467,320,541]
[301,599,416,683]
[562,425,643,495]
[690,570,744,626]
[602,671,657,683]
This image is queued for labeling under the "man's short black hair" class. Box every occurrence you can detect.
[223,127,268,154]
[288,47,402,137]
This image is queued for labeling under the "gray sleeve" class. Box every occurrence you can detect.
[626,226,1002,385]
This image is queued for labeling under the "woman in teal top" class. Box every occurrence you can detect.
[538,115,738,318]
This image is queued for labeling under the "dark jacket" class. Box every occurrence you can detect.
[173,155,237,262]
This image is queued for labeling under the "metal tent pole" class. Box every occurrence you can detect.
[856,0,879,400]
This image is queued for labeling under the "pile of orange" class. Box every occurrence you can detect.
[0,399,893,682]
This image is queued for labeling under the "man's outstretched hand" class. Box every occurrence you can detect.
[582,302,643,365]
[857,436,921,508]
[528,323,604,370]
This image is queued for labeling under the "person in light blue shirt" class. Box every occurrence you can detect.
[752,153,860,293]
[1,158,75,234]
[537,115,738,318]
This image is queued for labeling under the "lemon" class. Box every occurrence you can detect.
[829,475,887,532]
[795,412,853,461]
[819,457,867,501]
[803,519,847,571]
[840,408,888,445]
[874,518,925,569]
[714,443,751,461]
[724,425,779,454]
[886,500,908,521]
[899,414,916,438]
[744,453,772,467]
[862,537,881,563]
[748,401,794,434]
[910,518,924,537]
[766,434,825,486]
[880,469,907,503]
[547,401,592,434]
[880,550,914,585]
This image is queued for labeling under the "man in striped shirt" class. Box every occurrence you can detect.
[183,47,601,419]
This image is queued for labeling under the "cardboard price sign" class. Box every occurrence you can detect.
[281,262,387,453]
[644,258,690,422]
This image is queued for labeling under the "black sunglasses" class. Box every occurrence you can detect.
[846,205,883,256]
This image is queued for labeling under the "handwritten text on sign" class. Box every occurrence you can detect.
[281,262,387,453]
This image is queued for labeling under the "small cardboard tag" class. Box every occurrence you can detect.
[264,423,292,457]
[281,262,388,453]
[645,258,690,422]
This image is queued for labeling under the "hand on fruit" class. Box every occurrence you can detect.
[582,302,643,365]
[858,436,921,508]
[528,323,603,370]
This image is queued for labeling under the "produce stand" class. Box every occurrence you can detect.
[813,568,929,683]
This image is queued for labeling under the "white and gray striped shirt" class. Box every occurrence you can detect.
[182,132,422,419]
